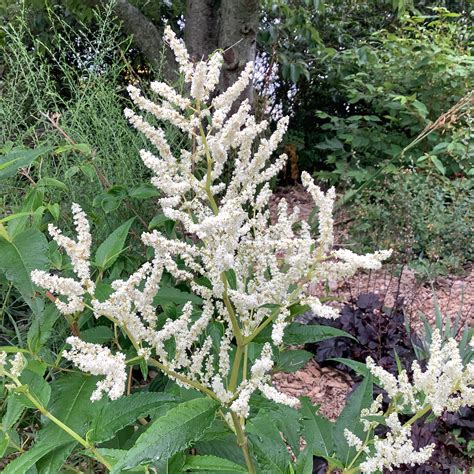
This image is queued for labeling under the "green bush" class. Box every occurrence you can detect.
[348,171,474,275]
[290,8,473,185]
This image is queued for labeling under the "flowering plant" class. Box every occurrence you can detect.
[1,26,472,473]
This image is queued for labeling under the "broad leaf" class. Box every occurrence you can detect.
[300,397,333,458]
[91,392,179,443]
[27,303,60,354]
[334,375,373,464]
[35,442,76,473]
[80,325,114,344]
[276,349,313,372]
[112,398,219,473]
[183,455,246,472]
[2,441,60,474]
[154,286,203,305]
[37,373,106,445]
[283,324,357,345]
[95,217,135,270]
[0,228,48,315]
[0,146,50,180]
[15,369,51,409]
[247,411,291,473]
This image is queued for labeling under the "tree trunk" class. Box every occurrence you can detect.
[184,0,219,61]
[217,0,260,103]
[89,0,260,96]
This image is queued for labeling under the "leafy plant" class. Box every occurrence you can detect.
[347,171,473,275]
[1,19,472,474]
[306,293,420,377]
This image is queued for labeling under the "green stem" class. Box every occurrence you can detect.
[403,404,431,427]
[244,307,281,345]
[221,275,244,346]
[229,346,244,392]
[230,412,256,474]
[199,125,219,215]
[20,388,111,470]
[147,357,219,401]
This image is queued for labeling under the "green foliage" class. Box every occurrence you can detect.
[348,171,473,275]
[111,398,219,472]
[90,392,179,443]
[283,323,357,345]
[294,9,472,184]
[0,228,49,315]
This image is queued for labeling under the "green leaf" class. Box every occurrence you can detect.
[0,146,50,180]
[35,442,76,473]
[54,143,92,156]
[95,218,135,270]
[91,392,179,443]
[283,324,356,345]
[27,303,60,354]
[300,397,333,457]
[330,358,370,377]
[247,411,291,473]
[276,349,313,372]
[155,286,203,305]
[0,228,49,315]
[37,373,106,446]
[15,369,51,409]
[2,393,25,430]
[80,326,114,344]
[183,455,246,472]
[430,155,446,175]
[111,398,219,473]
[0,432,8,458]
[195,434,246,468]
[128,183,160,199]
[334,375,373,463]
[224,269,238,290]
[2,441,60,473]
[294,446,313,474]
[36,177,68,191]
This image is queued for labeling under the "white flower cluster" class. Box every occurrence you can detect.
[367,329,473,415]
[31,203,94,315]
[344,330,473,473]
[31,27,391,412]
[359,413,434,473]
[63,337,127,401]
[230,343,298,418]
[0,352,25,378]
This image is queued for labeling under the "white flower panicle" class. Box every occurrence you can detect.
[31,203,94,314]
[367,329,473,415]
[63,337,127,401]
[30,26,392,418]
[358,413,435,473]
[163,25,193,83]
[10,353,26,378]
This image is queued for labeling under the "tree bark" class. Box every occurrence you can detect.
[217,0,259,103]
[184,0,219,61]
[86,0,177,81]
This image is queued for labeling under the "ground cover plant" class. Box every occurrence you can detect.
[1,24,473,473]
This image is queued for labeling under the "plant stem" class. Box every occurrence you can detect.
[19,387,111,470]
[404,404,431,427]
[147,357,219,401]
[231,411,256,474]
[229,345,244,392]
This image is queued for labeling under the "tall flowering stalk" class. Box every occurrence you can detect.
[30,26,395,472]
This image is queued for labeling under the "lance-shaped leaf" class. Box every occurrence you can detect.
[95,217,135,270]
[0,228,48,315]
[91,391,180,443]
[112,398,219,473]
